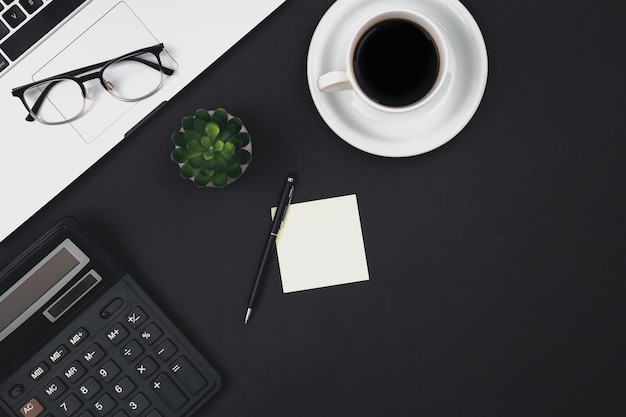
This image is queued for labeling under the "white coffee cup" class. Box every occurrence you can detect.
[317,10,448,113]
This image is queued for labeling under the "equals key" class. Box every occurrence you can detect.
[169,356,212,395]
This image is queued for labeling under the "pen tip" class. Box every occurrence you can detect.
[245,308,252,324]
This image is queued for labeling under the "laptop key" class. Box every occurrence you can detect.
[0,0,87,61]
[20,0,43,15]
[2,5,25,28]
[0,22,8,41]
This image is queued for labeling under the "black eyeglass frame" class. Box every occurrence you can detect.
[11,43,175,125]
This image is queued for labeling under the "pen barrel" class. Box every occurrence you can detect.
[247,235,277,306]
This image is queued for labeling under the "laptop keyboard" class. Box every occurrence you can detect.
[0,0,87,75]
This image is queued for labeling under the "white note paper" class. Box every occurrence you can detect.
[272,194,370,293]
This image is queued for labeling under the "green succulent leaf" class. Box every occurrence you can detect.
[227,165,242,179]
[171,131,186,146]
[184,129,201,142]
[200,135,213,148]
[213,108,228,123]
[194,118,207,135]
[182,116,195,130]
[238,149,252,165]
[211,172,228,188]
[216,123,236,142]
[194,172,211,187]
[235,132,250,147]
[180,163,198,179]
[171,148,186,163]
[224,152,240,165]
[214,155,228,173]
[227,117,243,133]
[187,139,205,153]
[214,140,224,152]
[202,158,217,170]
[195,109,211,121]
[222,141,234,154]
[202,151,214,161]
[205,122,220,140]
[188,155,204,169]
[230,136,243,148]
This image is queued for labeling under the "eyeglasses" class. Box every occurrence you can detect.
[11,43,175,125]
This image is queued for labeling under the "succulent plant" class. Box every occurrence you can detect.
[170,108,252,188]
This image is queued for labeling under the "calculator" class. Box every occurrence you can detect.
[0,218,221,417]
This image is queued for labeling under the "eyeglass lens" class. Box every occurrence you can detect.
[22,51,165,124]
[102,51,164,101]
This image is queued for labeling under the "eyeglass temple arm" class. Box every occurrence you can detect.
[125,56,175,75]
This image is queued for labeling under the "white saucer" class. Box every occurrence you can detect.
[307,0,488,157]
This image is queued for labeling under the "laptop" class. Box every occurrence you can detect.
[0,0,286,242]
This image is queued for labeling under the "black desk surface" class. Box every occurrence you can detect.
[2,0,625,415]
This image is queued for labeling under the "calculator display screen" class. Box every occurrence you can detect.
[0,239,89,342]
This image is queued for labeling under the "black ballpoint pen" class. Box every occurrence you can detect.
[245,174,296,324]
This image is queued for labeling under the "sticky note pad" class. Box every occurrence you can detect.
[271,194,370,293]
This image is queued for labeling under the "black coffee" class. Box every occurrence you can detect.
[353,19,439,107]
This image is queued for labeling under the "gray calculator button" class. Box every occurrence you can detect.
[126,393,150,415]
[125,307,147,329]
[105,323,128,346]
[170,356,209,394]
[77,377,101,400]
[154,339,177,362]
[59,393,82,416]
[112,376,136,399]
[151,373,186,411]
[121,340,144,362]
[43,377,67,400]
[29,362,49,381]
[63,361,86,383]
[97,360,120,382]
[135,356,157,379]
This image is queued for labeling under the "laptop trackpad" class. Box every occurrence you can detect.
[32,2,177,143]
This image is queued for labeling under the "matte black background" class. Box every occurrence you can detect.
[2,0,625,415]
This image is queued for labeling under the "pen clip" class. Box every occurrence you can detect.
[279,184,294,228]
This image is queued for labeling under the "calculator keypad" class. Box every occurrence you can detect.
[3,289,218,417]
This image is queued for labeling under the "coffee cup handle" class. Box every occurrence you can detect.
[317,70,352,92]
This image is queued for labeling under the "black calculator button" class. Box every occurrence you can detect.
[18,397,44,417]
[79,411,94,417]
[135,356,157,379]
[124,307,147,329]
[77,377,101,400]
[105,323,128,346]
[49,345,68,364]
[58,394,82,416]
[82,343,105,366]
[68,328,88,347]
[170,356,208,394]
[120,340,144,362]
[44,377,67,400]
[139,323,162,345]
[30,362,50,381]
[112,411,129,417]
[99,297,123,319]
[112,376,135,399]
[151,373,186,411]
[145,411,163,417]
[154,339,177,362]
[63,362,86,384]
[9,383,25,399]
[126,393,150,415]
[92,393,116,416]
[97,360,120,383]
